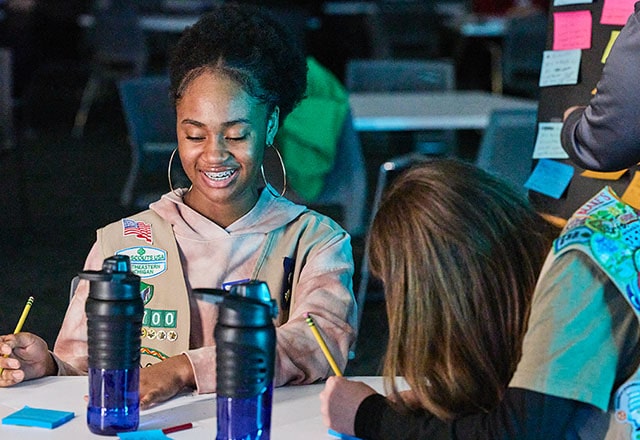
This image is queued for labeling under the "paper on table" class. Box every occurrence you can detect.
[138,390,215,431]
[2,406,75,429]
[118,429,170,440]
[328,428,363,439]
[0,376,86,413]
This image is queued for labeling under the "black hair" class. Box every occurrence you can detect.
[168,2,308,123]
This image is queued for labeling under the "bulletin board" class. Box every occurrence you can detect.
[527,0,638,219]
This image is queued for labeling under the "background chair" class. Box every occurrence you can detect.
[374,0,443,59]
[345,58,457,157]
[0,47,28,232]
[501,11,547,99]
[310,110,368,237]
[353,152,432,357]
[474,107,538,194]
[0,48,15,152]
[269,108,368,237]
[354,107,539,355]
[274,57,368,237]
[118,75,183,209]
[345,58,456,93]
[72,0,148,138]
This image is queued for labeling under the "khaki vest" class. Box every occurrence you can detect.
[551,186,640,439]
[98,209,315,367]
[98,210,190,367]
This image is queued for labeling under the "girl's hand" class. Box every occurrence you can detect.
[320,376,377,436]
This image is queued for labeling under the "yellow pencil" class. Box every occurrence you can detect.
[13,296,34,334]
[1,296,34,374]
[305,313,342,376]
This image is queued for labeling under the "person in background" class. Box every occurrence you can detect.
[321,159,640,439]
[561,4,640,171]
[0,2,357,408]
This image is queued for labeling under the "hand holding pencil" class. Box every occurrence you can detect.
[0,296,54,384]
[0,296,35,372]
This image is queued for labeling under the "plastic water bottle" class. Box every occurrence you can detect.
[215,280,278,440]
[82,255,143,436]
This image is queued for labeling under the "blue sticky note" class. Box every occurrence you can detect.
[1,405,74,429]
[118,429,170,439]
[525,159,575,199]
[328,428,364,439]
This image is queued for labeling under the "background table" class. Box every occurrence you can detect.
[78,14,199,33]
[349,90,538,131]
[0,376,390,439]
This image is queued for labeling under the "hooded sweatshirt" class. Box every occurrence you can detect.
[53,188,357,392]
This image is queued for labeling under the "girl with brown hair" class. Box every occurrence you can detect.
[321,159,640,439]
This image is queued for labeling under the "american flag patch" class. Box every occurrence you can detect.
[122,219,153,243]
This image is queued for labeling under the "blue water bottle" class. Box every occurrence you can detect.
[215,280,278,440]
[82,255,143,436]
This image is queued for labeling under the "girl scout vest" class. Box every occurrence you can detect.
[551,186,640,439]
[97,209,308,368]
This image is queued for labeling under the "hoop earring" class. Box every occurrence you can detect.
[261,144,287,198]
[167,148,191,196]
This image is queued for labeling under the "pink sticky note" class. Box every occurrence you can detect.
[553,10,592,50]
[601,0,636,25]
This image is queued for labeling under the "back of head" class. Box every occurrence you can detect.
[167,2,308,123]
[368,159,557,419]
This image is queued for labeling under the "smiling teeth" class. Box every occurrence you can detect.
[204,170,234,180]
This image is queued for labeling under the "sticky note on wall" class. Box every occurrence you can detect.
[539,49,582,87]
[525,159,575,199]
[601,0,636,25]
[602,30,620,63]
[622,172,640,210]
[553,10,592,50]
[581,169,627,180]
[533,122,569,158]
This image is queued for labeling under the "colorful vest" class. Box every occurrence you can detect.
[551,186,640,439]
[97,208,316,367]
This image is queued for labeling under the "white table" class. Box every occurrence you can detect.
[0,376,387,439]
[349,90,537,132]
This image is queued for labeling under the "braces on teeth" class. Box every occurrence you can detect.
[205,170,235,180]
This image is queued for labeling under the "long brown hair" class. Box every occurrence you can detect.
[368,159,558,420]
